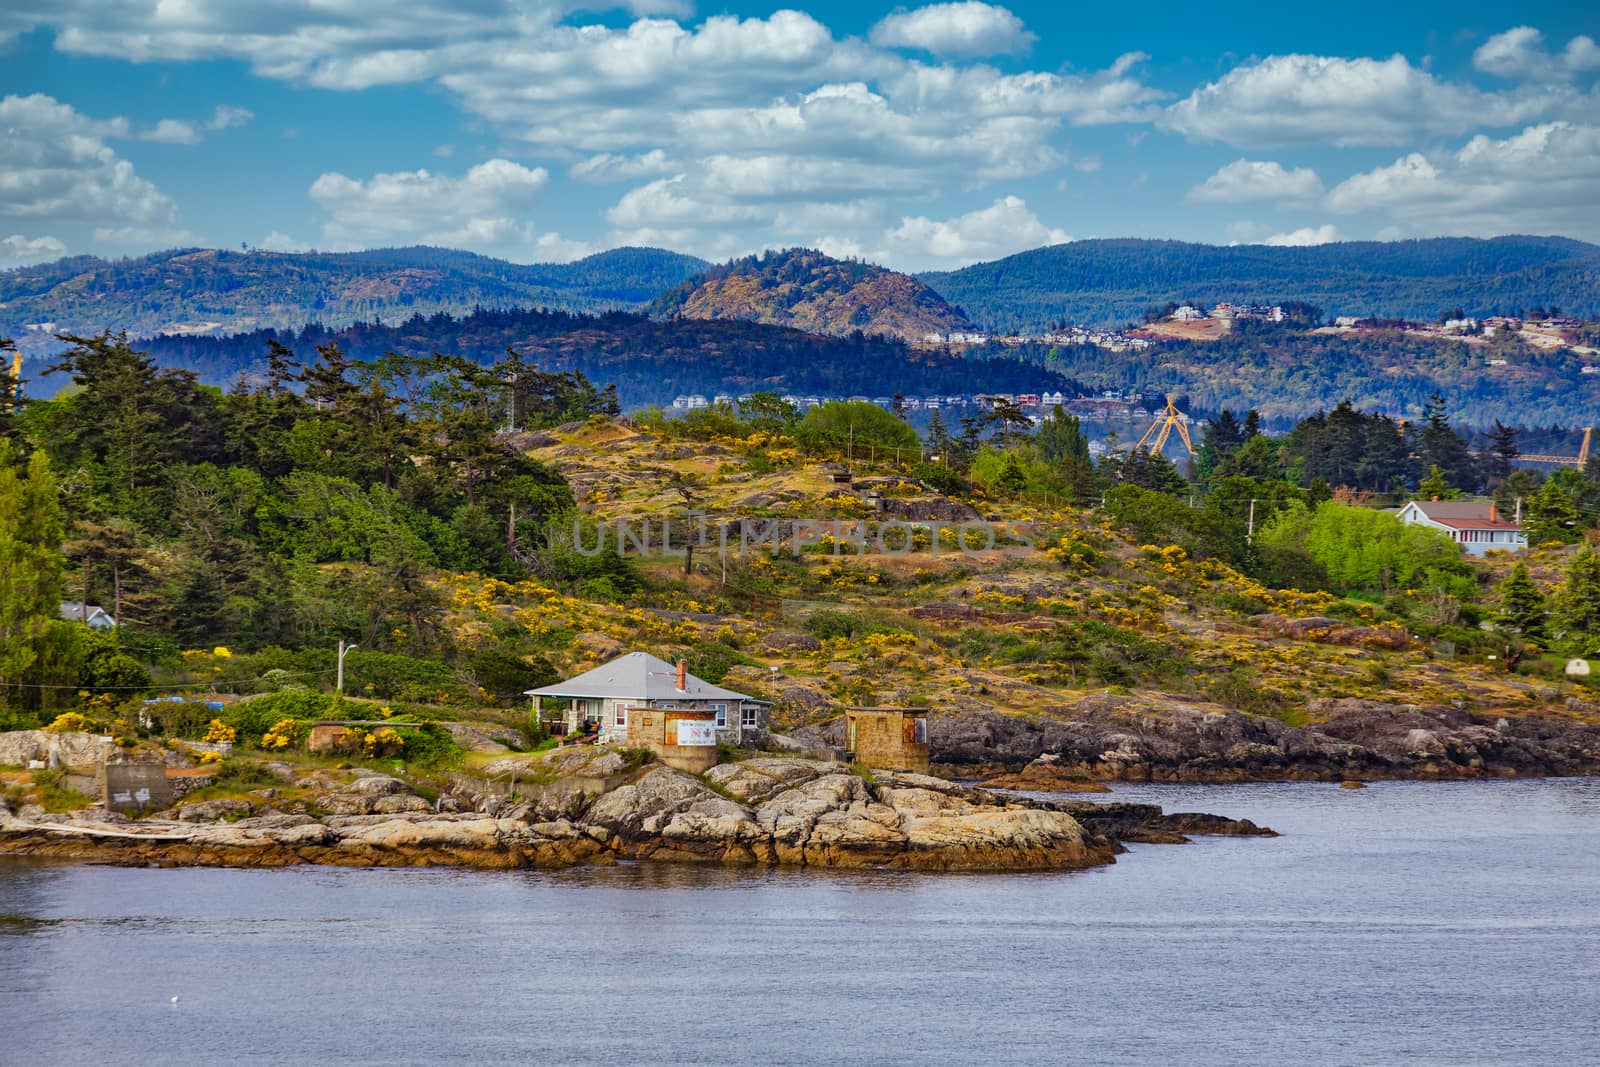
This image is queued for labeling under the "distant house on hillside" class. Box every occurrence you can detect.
[1173,305,1205,321]
[1398,500,1526,557]
[526,652,769,747]
[59,602,117,629]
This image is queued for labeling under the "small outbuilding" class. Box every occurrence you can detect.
[844,706,930,774]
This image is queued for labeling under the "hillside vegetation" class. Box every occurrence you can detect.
[122,307,1080,408]
[0,245,710,340]
[651,247,976,341]
[921,236,1600,330]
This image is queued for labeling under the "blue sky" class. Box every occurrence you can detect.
[2,1,1598,270]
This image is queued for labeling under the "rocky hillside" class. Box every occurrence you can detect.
[650,247,977,342]
[0,245,709,341]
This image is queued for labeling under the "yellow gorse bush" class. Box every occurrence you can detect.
[260,719,300,751]
[202,719,238,744]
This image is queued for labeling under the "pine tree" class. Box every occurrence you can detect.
[1417,464,1460,501]
[1495,562,1546,639]
[1557,546,1600,648]
[1524,479,1583,545]
[1483,420,1519,484]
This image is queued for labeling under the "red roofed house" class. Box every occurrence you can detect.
[1397,500,1527,557]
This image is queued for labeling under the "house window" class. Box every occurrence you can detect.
[710,703,727,727]
[741,705,759,728]
[615,705,627,728]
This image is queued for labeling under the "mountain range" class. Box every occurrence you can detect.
[918,236,1600,330]
[0,245,709,341]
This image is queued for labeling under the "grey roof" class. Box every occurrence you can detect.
[59,601,116,626]
[525,651,755,702]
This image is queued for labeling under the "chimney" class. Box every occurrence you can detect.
[676,659,687,693]
[1431,495,1439,502]
[1490,503,1499,523]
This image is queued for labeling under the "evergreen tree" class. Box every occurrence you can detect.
[1495,561,1546,640]
[1417,464,1460,501]
[1413,394,1478,491]
[1241,409,1262,440]
[1524,478,1583,545]
[1557,546,1600,648]
[1483,421,1519,485]
[0,442,63,703]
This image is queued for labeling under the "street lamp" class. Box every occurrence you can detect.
[337,640,358,694]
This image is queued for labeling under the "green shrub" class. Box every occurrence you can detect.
[805,610,870,641]
[342,651,456,701]
[470,647,557,701]
[685,640,756,684]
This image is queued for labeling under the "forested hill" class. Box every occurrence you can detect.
[919,236,1600,330]
[0,245,710,340]
[650,247,976,341]
[126,306,1081,408]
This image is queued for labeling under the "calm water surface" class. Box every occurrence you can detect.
[3,779,1599,1066]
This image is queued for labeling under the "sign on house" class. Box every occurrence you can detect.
[673,720,718,746]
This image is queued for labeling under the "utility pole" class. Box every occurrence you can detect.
[1247,498,1257,544]
[337,640,358,694]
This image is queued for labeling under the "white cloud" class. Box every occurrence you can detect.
[1163,53,1571,147]
[1324,121,1600,240]
[141,118,202,144]
[93,224,199,247]
[885,195,1068,268]
[308,158,552,255]
[0,94,175,226]
[1262,224,1340,246]
[258,230,309,252]
[1474,26,1600,81]
[1188,159,1323,203]
[869,3,1035,59]
[139,103,253,143]
[2,6,1172,259]
[206,104,254,130]
[570,150,676,183]
[530,231,599,262]
[0,232,68,265]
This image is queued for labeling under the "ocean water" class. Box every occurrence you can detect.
[3,779,1598,1066]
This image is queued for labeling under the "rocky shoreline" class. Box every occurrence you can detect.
[794,697,1600,784]
[0,758,1272,874]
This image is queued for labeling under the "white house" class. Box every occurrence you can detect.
[1397,500,1527,557]
[59,601,117,630]
[526,652,769,747]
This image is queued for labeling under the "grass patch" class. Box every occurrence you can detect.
[31,770,94,814]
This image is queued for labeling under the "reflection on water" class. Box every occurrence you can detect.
[3,779,1599,1066]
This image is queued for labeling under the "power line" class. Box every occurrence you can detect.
[7,666,339,693]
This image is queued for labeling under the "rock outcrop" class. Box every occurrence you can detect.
[0,757,1270,874]
[799,697,1600,782]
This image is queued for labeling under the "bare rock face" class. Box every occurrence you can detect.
[577,765,1116,871]
[575,632,626,660]
[176,799,254,822]
[0,730,110,769]
[704,758,830,803]
[0,759,1265,874]
[911,697,1600,782]
[762,633,823,653]
[582,767,761,858]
